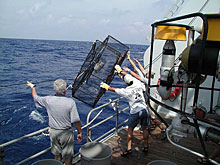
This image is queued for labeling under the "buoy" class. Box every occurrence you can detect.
[157,79,181,99]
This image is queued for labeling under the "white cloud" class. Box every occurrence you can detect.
[78,18,87,24]
[127,21,147,33]
[0,0,176,44]
[17,9,25,15]
[100,19,110,25]
[57,15,87,25]
[133,21,145,27]
[47,14,53,20]
[30,3,41,14]
[29,1,50,14]
[58,16,73,24]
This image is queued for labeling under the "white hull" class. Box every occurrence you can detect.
[143,0,220,118]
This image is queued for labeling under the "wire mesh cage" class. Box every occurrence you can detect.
[72,35,129,107]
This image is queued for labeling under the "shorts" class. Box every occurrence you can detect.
[127,109,150,130]
[49,128,74,159]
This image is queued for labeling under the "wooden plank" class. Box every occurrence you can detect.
[104,128,220,165]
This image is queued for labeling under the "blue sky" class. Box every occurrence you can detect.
[0,0,175,45]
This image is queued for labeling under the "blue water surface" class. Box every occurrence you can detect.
[0,38,148,164]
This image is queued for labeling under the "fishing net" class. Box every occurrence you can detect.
[72,35,129,107]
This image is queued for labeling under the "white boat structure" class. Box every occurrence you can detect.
[0,0,220,164]
[144,0,220,119]
[143,0,220,164]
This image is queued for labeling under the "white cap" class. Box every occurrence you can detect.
[124,74,133,84]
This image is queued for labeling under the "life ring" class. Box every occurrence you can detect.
[157,79,181,99]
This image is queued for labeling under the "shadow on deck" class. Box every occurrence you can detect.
[104,128,220,165]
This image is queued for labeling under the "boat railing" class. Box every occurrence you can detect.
[86,97,129,142]
[163,0,184,19]
[0,97,129,165]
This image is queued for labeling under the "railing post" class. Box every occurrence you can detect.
[0,147,5,165]
[115,100,119,135]
[87,127,91,142]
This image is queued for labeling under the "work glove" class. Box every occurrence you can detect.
[100,82,110,90]
[115,65,122,74]
[26,81,36,88]
[127,50,131,60]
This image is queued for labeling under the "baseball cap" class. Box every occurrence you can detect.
[124,74,133,84]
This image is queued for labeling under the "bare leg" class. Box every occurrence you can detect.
[127,127,133,150]
[55,154,62,162]
[65,157,73,165]
[143,127,149,148]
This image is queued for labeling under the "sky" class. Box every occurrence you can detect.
[0,0,175,45]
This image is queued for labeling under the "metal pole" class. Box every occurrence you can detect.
[180,82,188,113]
[210,76,216,113]
[148,25,155,93]
[0,147,5,165]
[87,127,91,142]
[193,119,208,158]
[115,100,119,135]
[0,127,49,148]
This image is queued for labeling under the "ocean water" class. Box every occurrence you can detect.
[0,38,148,164]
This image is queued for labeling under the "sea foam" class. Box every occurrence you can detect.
[29,110,45,123]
